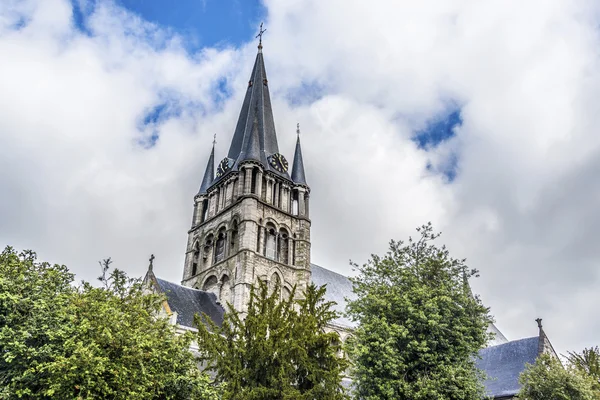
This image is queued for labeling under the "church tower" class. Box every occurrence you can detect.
[181,40,311,313]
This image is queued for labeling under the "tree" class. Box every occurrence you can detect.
[0,247,219,400]
[195,281,349,400]
[567,347,600,391]
[345,223,492,400]
[519,353,599,400]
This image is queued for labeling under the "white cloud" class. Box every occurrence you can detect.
[1,0,600,354]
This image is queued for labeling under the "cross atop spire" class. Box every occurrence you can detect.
[148,254,155,271]
[213,133,217,146]
[256,22,266,51]
[297,122,300,136]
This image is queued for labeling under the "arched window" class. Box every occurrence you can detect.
[203,234,213,266]
[201,199,208,222]
[192,241,200,276]
[269,273,281,296]
[291,190,299,216]
[220,275,231,305]
[202,275,219,297]
[229,221,239,256]
[282,286,292,301]
[251,168,258,194]
[265,224,277,260]
[278,229,289,264]
[214,230,226,263]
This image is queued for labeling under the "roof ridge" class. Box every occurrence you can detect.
[157,277,209,294]
[481,336,539,351]
[310,263,351,279]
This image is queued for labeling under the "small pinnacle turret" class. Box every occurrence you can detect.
[198,139,215,195]
[291,123,307,185]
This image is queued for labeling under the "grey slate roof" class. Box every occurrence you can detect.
[226,48,289,178]
[311,263,357,328]
[291,135,307,186]
[156,278,224,328]
[476,336,539,398]
[198,144,215,195]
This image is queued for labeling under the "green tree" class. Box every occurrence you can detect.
[346,223,492,400]
[567,347,600,390]
[519,353,599,400]
[195,281,349,400]
[0,247,219,400]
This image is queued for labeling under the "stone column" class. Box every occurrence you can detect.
[304,192,310,218]
[256,170,263,199]
[265,177,273,203]
[244,166,253,194]
[273,182,280,208]
[298,187,306,217]
[281,184,289,213]
[191,199,199,226]
[208,192,217,218]
[237,171,245,198]
[257,225,265,254]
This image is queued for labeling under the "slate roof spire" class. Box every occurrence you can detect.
[227,32,282,173]
[198,137,215,195]
[291,123,307,185]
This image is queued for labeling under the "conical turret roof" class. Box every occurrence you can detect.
[291,133,307,186]
[198,142,215,195]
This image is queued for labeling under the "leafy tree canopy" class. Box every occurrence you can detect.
[0,246,219,400]
[195,281,349,400]
[567,347,600,391]
[519,353,600,400]
[346,223,493,400]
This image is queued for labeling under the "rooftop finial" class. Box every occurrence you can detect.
[213,133,217,146]
[148,254,155,271]
[535,318,543,329]
[296,122,300,136]
[256,22,266,51]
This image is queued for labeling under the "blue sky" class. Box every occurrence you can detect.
[73,0,265,50]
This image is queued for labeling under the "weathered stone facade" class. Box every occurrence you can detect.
[181,163,311,315]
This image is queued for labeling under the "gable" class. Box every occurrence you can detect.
[477,336,539,398]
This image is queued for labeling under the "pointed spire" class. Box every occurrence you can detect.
[198,137,215,195]
[291,123,307,185]
[244,115,262,162]
[227,28,284,175]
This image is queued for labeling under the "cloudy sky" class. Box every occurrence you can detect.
[1,0,600,354]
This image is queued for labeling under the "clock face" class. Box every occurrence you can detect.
[269,153,288,173]
[216,158,233,178]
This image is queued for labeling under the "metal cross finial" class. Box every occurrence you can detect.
[149,254,155,271]
[296,123,300,136]
[213,133,217,146]
[256,22,266,48]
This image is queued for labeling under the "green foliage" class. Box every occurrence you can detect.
[195,281,349,400]
[345,223,493,400]
[0,247,219,400]
[519,353,600,400]
[567,347,600,390]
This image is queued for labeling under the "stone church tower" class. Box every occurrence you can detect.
[180,42,311,313]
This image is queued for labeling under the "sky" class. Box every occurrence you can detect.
[1,0,600,355]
